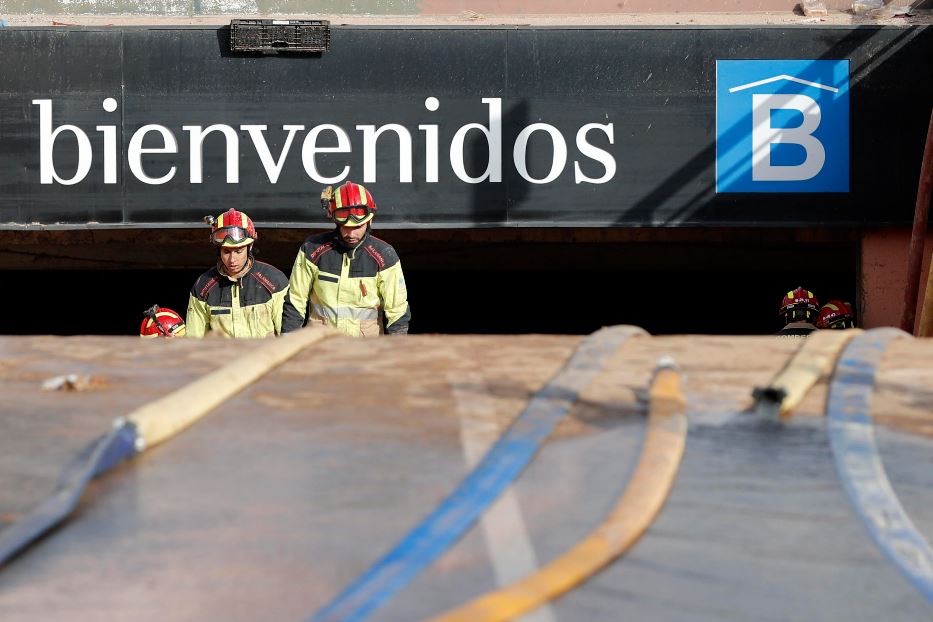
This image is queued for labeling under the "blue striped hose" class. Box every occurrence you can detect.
[0,420,139,566]
[309,325,644,622]
[828,328,933,603]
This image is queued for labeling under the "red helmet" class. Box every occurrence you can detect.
[779,287,819,321]
[204,209,257,248]
[816,300,855,329]
[321,181,377,226]
[140,306,186,338]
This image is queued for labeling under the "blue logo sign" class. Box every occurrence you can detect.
[716,60,849,193]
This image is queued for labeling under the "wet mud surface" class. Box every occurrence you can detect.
[1,333,932,620]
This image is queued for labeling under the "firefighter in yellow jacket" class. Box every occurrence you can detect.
[186,209,290,338]
[282,181,410,336]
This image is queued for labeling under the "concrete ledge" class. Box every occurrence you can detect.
[0,10,931,26]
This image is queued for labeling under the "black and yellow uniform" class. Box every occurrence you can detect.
[776,321,818,337]
[186,259,289,338]
[282,229,410,337]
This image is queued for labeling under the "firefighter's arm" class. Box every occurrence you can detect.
[282,250,314,333]
[185,293,210,338]
[271,285,289,336]
[378,261,410,335]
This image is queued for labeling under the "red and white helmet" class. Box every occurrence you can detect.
[816,300,855,329]
[321,181,377,227]
[204,209,257,248]
[779,287,820,322]
[140,306,186,338]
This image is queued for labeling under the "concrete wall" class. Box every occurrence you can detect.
[418,0,928,13]
[0,1,416,15]
[0,0,928,16]
[861,229,933,331]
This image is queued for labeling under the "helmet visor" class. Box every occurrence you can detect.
[333,206,372,225]
[212,226,251,245]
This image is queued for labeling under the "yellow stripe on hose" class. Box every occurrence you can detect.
[127,326,339,450]
[427,363,687,622]
[761,329,861,420]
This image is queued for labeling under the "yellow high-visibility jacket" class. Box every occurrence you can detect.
[282,230,410,337]
[186,260,289,338]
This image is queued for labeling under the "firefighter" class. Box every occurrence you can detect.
[777,287,820,337]
[816,300,856,329]
[186,209,290,338]
[282,181,410,337]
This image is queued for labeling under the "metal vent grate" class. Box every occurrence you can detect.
[230,19,330,53]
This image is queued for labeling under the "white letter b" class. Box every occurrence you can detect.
[751,94,825,182]
[33,99,92,185]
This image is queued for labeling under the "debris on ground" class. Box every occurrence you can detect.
[41,374,105,392]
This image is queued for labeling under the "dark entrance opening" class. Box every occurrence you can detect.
[401,232,859,335]
[0,227,859,336]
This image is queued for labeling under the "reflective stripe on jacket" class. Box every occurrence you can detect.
[282,229,410,337]
[186,260,289,338]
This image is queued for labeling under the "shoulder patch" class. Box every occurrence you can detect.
[366,236,400,269]
[363,244,385,270]
[309,241,335,265]
[251,261,289,293]
[192,268,220,300]
[303,231,338,265]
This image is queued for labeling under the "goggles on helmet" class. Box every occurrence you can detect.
[332,205,372,225]
[211,226,252,245]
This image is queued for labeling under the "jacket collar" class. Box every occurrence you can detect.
[216,257,253,282]
[332,226,370,254]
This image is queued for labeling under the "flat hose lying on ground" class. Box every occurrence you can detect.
[0,326,338,568]
[751,329,861,419]
[827,328,933,604]
[427,358,688,622]
[308,325,647,622]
